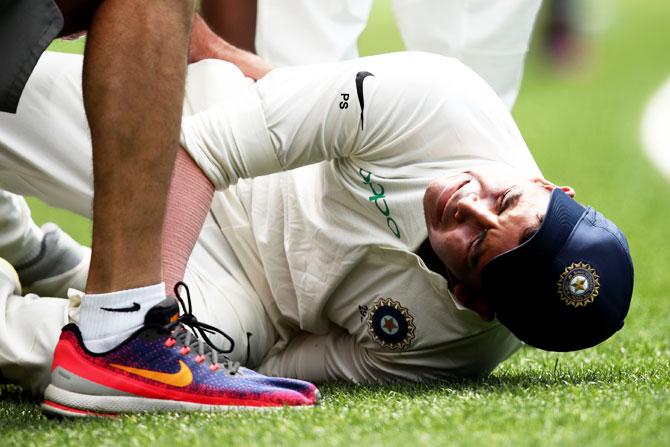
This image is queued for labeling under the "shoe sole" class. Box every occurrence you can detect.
[42,384,319,417]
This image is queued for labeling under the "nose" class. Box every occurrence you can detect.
[454,194,497,227]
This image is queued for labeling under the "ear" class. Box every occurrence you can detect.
[532,178,576,198]
[559,185,576,198]
[453,284,495,322]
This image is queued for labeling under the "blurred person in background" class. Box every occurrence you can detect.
[201,0,543,110]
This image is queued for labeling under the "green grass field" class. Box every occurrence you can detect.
[2,0,669,445]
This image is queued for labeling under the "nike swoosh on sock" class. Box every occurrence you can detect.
[100,302,141,313]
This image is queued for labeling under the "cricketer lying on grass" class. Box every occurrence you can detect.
[0,50,633,394]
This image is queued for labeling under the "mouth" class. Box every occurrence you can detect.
[434,176,471,226]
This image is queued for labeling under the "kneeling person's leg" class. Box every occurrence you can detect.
[0,258,70,394]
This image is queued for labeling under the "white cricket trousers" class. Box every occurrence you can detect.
[0,52,277,394]
[0,191,43,265]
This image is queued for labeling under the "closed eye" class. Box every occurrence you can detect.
[499,190,522,215]
[469,190,523,268]
[469,229,487,268]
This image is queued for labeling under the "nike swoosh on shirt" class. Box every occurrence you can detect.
[110,360,193,387]
[355,71,375,130]
[100,302,141,313]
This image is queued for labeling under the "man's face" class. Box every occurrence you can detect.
[423,166,559,289]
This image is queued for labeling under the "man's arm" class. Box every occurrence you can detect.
[180,52,537,192]
[257,329,447,384]
[258,331,373,383]
[258,323,522,384]
[200,0,257,53]
[179,53,446,190]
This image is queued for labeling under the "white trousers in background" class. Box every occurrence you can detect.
[256,0,543,109]
[0,191,42,265]
[0,52,277,394]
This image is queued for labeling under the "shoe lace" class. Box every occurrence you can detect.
[164,281,240,375]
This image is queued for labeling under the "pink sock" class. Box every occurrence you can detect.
[162,148,214,295]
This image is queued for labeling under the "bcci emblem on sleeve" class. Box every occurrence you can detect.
[367,298,415,350]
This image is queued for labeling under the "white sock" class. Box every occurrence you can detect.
[77,282,166,353]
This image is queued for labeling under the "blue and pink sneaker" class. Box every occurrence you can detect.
[41,283,320,417]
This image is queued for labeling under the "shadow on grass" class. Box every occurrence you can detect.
[319,362,658,399]
[0,383,41,406]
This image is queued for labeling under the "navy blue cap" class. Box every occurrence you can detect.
[481,189,634,352]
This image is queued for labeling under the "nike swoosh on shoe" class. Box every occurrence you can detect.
[110,360,193,387]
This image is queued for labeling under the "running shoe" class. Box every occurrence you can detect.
[42,282,319,417]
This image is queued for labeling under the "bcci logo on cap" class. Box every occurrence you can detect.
[557,262,600,307]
